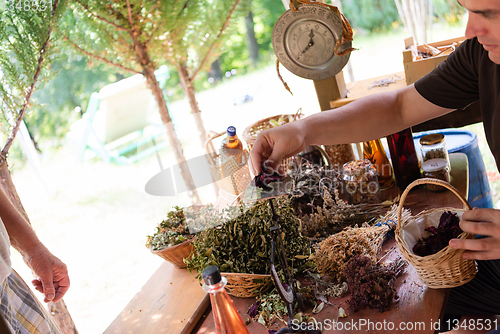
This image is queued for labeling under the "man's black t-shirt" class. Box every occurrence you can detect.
[414,37,500,171]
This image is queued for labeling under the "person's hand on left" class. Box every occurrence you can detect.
[23,244,70,303]
[449,207,500,260]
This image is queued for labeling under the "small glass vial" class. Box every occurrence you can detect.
[420,134,451,192]
[343,159,381,205]
[202,265,250,334]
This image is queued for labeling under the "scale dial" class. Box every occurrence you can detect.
[272,4,351,80]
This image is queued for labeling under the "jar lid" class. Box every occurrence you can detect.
[422,158,448,172]
[419,133,444,146]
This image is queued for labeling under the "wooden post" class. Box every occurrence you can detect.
[313,71,347,111]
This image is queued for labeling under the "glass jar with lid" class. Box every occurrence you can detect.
[419,133,451,191]
[342,159,381,204]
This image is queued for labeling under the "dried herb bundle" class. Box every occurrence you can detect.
[413,211,462,257]
[312,205,411,283]
[248,284,314,329]
[185,198,311,276]
[289,160,340,217]
[343,255,407,312]
[146,205,220,250]
[146,206,192,251]
[301,188,396,239]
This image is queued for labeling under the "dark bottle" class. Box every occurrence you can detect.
[363,139,395,190]
[202,265,250,334]
[221,126,244,164]
[386,128,421,190]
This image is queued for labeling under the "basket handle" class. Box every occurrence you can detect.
[204,131,226,166]
[396,178,472,233]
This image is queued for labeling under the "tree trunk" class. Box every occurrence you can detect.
[177,63,208,151]
[126,15,202,204]
[143,67,202,204]
[0,155,78,334]
[245,9,259,67]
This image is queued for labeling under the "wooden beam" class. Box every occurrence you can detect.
[313,71,347,111]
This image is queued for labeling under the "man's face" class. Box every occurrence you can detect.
[460,0,500,64]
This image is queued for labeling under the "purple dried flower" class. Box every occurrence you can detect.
[248,300,261,318]
[413,211,462,256]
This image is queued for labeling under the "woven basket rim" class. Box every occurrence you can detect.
[221,272,272,278]
[241,113,302,144]
[149,237,194,254]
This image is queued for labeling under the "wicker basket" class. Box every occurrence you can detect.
[395,178,477,289]
[150,239,194,269]
[222,272,273,298]
[205,131,252,196]
[242,113,303,172]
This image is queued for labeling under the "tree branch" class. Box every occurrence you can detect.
[75,0,128,31]
[125,0,134,28]
[2,0,60,155]
[190,0,241,81]
[66,37,140,75]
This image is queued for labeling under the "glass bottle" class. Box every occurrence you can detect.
[386,128,421,190]
[363,139,395,190]
[342,159,381,205]
[202,265,250,334]
[420,133,451,191]
[221,126,244,164]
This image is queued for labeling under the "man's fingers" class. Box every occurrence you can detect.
[450,237,495,251]
[39,274,55,302]
[462,250,499,260]
[459,220,500,236]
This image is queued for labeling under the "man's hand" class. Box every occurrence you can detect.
[23,244,70,303]
[449,207,500,260]
[249,121,308,176]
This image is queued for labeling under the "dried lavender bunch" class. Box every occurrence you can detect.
[300,187,395,238]
[413,211,462,257]
[343,255,407,312]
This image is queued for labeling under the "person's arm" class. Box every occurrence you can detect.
[449,208,500,260]
[0,188,69,303]
[249,84,454,174]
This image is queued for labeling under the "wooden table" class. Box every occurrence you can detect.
[195,153,469,334]
[104,154,468,334]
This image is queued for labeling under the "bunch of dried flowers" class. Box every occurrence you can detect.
[300,187,396,239]
[343,255,407,312]
[312,205,411,283]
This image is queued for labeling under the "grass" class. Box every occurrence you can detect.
[8,19,500,334]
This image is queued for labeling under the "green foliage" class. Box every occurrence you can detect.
[186,198,311,276]
[433,0,467,25]
[341,0,400,32]
[0,0,67,142]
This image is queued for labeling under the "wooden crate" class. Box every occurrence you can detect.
[403,36,465,85]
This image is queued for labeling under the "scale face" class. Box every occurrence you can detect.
[272,3,351,80]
